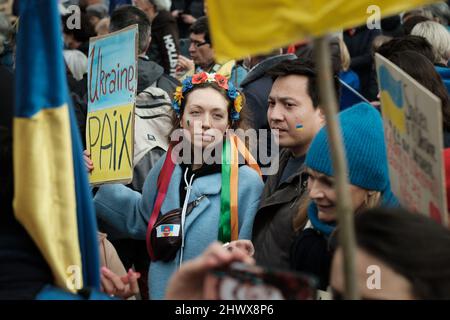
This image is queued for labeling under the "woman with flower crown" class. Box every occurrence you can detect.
[90,72,265,299]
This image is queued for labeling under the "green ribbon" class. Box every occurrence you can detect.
[219,138,231,243]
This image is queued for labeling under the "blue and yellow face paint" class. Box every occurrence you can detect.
[295,124,304,131]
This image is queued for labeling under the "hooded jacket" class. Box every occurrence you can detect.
[146,10,180,78]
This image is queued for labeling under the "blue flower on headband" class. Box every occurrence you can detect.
[172,100,181,115]
[227,85,237,99]
[182,77,193,92]
[230,110,240,121]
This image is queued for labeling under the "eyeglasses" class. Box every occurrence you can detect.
[190,40,209,48]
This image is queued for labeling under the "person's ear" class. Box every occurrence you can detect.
[367,190,377,196]
[317,106,326,123]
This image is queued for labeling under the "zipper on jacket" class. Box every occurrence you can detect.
[179,168,195,268]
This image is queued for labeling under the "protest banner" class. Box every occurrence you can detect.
[375,53,448,225]
[86,25,138,185]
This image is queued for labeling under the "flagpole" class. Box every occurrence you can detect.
[313,35,359,300]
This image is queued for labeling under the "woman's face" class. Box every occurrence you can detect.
[306,168,369,222]
[330,247,414,300]
[181,87,230,149]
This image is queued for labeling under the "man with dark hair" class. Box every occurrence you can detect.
[62,12,96,56]
[189,15,210,43]
[110,5,179,95]
[134,0,180,77]
[176,16,247,87]
[376,35,436,62]
[240,52,297,168]
[251,58,340,270]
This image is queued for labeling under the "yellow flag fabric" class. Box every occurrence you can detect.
[14,1,101,292]
[14,106,81,290]
[207,0,438,62]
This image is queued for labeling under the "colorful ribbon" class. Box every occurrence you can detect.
[148,135,262,252]
[218,134,262,243]
[219,138,232,243]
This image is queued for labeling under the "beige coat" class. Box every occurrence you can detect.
[98,232,137,299]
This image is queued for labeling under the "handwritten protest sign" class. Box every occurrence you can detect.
[375,53,447,225]
[86,25,138,185]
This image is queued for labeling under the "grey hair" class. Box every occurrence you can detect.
[411,21,450,63]
[424,2,450,25]
[148,0,172,12]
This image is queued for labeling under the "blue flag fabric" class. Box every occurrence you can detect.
[13,0,100,291]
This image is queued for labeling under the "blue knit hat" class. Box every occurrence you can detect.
[305,103,389,193]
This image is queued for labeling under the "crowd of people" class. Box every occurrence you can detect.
[3,0,450,300]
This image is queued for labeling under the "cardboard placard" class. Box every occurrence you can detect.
[86,25,138,185]
[375,53,448,225]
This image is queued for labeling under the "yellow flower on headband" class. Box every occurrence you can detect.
[234,94,243,113]
[174,86,183,105]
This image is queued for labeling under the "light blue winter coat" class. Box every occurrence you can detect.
[94,152,264,299]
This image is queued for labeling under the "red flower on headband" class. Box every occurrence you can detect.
[192,72,208,84]
[214,74,228,90]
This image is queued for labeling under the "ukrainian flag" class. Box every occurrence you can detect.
[207,0,440,62]
[13,1,100,291]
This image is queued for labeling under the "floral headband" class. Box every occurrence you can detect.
[172,72,243,121]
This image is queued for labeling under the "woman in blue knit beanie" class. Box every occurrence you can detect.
[290,102,398,291]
